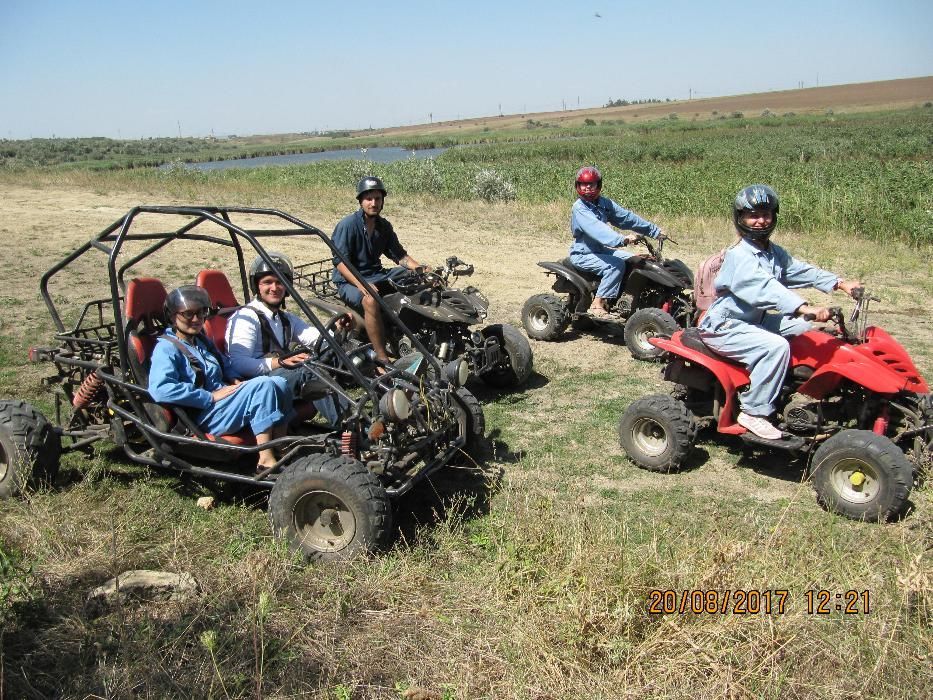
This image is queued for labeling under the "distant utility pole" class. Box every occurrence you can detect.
[816,73,819,87]
[177,121,181,138]
[498,103,502,116]
[577,96,580,107]
[689,88,692,100]
[562,99,566,111]
[429,113,433,123]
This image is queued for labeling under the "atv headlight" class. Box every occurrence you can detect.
[444,358,469,387]
[379,388,411,423]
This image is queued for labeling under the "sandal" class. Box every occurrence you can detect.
[588,306,610,318]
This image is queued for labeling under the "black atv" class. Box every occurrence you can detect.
[293,255,533,388]
[1,206,484,562]
[521,235,694,360]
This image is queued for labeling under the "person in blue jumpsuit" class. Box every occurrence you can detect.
[332,176,426,363]
[569,165,663,317]
[697,184,861,440]
[148,285,293,470]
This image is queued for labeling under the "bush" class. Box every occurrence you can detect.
[583,118,596,126]
[472,168,516,203]
[667,113,679,121]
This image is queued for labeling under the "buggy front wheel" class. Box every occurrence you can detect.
[269,453,391,561]
[479,324,533,388]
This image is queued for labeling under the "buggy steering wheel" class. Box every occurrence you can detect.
[309,314,350,364]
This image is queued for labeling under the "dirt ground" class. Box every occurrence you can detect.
[0,182,930,509]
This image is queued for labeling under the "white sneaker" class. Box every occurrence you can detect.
[737,412,783,440]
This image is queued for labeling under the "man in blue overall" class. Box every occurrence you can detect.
[569,166,663,317]
[698,184,861,440]
[331,176,427,364]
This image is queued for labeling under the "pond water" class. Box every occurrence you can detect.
[171,146,448,171]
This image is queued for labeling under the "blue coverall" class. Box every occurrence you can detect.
[569,195,661,299]
[148,329,292,437]
[697,237,838,417]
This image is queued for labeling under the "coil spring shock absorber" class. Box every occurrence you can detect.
[72,370,105,408]
[341,430,358,457]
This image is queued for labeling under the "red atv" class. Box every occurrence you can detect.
[618,289,931,521]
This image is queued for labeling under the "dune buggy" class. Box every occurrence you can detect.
[293,254,533,388]
[0,206,484,561]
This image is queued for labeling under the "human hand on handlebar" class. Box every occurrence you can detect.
[798,304,832,322]
[622,234,643,246]
[836,279,863,299]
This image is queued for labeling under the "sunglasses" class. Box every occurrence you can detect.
[176,307,209,321]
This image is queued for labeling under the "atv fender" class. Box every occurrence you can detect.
[652,333,750,435]
[798,356,915,398]
[536,262,592,312]
[629,266,687,291]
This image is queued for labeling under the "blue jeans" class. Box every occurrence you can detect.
[270,365,346,427]
[570,249,635,299]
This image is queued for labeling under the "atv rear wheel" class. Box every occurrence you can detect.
[811,430,912,522]
[0,400,61,499]
[521,294,570,341]
[624,307,679,361]
[619,395,696,472]
[479,324,533,388]
[269,453,391,561]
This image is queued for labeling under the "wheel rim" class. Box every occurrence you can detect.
[528,306,551,333]
[633,324,660,353]
[291,490,357,552]
[0,443,8,483]
[826,457,882,504]
[630,416,669,457]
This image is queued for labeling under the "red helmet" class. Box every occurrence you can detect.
[574,166,602,202]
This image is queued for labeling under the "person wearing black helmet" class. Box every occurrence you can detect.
[569,165,664,317]
[148,285,292,470]
[331,176,427,363]
[226,252,350,425]
[697,184,861,441]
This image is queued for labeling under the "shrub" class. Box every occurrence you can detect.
[584,118,597,126]
[667,113,679,121]
[472,168,516,203]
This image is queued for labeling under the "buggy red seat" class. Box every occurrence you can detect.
[124,277,253,446]
[196,269,239,353]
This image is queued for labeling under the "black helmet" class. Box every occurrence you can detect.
[733,184,779,240]
[248,251,294,295]
[164,285,211,324]
[356,176,387,200]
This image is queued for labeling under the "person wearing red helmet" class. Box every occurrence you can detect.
[569,166,663,316]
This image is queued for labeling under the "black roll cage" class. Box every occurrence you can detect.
[39,205,447,403]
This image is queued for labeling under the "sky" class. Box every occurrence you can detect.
[1,0,931,140]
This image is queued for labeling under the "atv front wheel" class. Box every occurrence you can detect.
[811,430,912,522]
[623,307,679,361]
[619,395,696,472]
[521,294,570,341]
[269,453,391,561]
[0,400,61,499]
[479,324,533,388]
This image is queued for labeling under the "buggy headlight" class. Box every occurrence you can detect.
[379,389,411,423]
[444,359,469,387]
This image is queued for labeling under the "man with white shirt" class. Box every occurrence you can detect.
[226,252,348,426]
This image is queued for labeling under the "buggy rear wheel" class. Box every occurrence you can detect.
[623,307,679,361]
[619,395,696,473]
[269,453,390,561]
[0,400,61,499]
[811,430,912,522]
[521,294,570,341]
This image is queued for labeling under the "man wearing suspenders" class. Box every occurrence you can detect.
[226,253,349,426]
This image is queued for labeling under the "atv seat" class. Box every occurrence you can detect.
[196,269,240,353]
[562,255,644,291]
